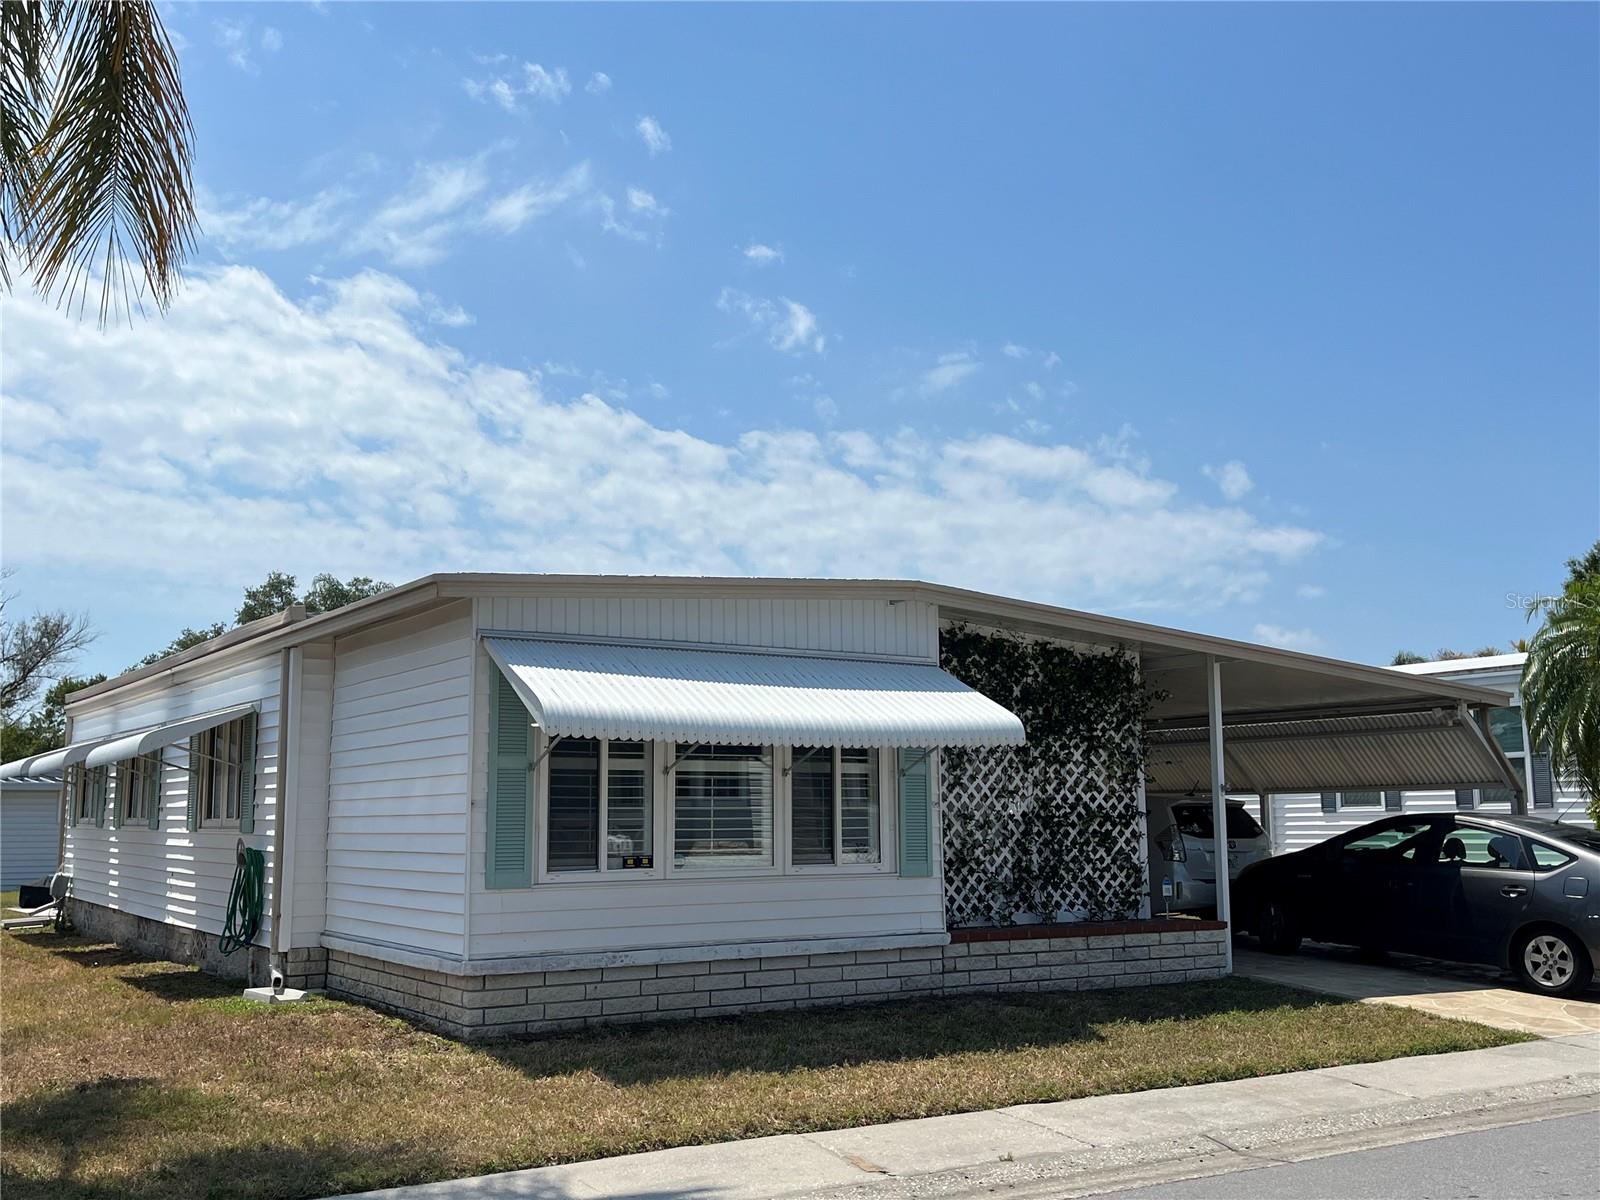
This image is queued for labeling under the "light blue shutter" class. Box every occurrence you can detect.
[1530,754,1555,810]
[146,753,162,829]
[1319,792,1338,814]
[487,670,533,889]
[238,714,258,834]
[1384,790,1403,812]
[1454,788,1475,811]
[898,748,933,878]
[186,735,202,831]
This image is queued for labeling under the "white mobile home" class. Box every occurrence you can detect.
[1261,653,1590,854]
[0,575,1518,1038]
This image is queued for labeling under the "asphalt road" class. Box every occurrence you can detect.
[1091,1112,1600,1199]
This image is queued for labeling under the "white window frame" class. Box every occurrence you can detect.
[535,735,667,883]
[199,718,247,827]
[119,759,140,823]
[667,743,782,878]
[784,747,894,875]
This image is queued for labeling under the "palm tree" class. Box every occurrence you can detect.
[2,0,194,324]
[1522,570,1600,824]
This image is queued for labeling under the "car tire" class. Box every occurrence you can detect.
[1257,897,1302,955]
[1512,927,1594,998]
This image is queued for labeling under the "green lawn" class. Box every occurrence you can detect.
[1,927,1528,1200]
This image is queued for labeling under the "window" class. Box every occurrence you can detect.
[1476,707,1529,809]
[1340,819,1435,858]
[543,738,654,874]
[1339,790,1382,809]
[673,745,773,871]
[790,748,882,867]
[199,717,249,824]
[1528,841,1575,872]
[1171,803,1266,840]
[1438,826,1526,870]
[120,753,160,823]
[73,766,93,821]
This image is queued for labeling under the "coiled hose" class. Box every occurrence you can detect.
[219,846,265,955]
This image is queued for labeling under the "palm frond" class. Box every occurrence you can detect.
[18,0,194,324]
[0,0,63,287]
[1521,577,1600,817]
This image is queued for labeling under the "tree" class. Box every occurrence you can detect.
[236,571,300,625]
[0,577,95,716]
[131,623,226,670]
[1391,651,1427,666]
[2,1,195,323]
[1564,540,1600,588]
[0,671,106,761]
[302,573,391,615]
[1521,564,1600,824]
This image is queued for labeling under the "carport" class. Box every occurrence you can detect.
[931,586,1524,971]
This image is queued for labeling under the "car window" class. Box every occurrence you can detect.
[1340,820,1434,859]
[1528,841,1575,871]
[1171,804,1265,840]
[1439,826,1527,870]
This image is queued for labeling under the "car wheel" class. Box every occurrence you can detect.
[1257,897,1302,955]
[1513,928,1594,998]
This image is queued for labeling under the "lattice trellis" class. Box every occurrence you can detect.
[939,628,1150,928]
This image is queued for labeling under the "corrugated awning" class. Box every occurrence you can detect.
[483,636,1026,748]
[1145,706,1520,794]
[82,704,258,770]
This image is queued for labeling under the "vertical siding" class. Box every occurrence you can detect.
[1,787,60,887]
[288,643,335,948]
[325,604,472,958]
[62,655,282,941]
[478,594,938,661]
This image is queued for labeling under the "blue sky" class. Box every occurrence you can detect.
[2,2,1595,680]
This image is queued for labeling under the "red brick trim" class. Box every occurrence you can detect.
[948,918,1226,943]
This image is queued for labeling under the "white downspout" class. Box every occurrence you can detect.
[1207,656,1233,973]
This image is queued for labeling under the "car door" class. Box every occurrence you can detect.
[1411,821,1535,965]
[1319,818,1443,948]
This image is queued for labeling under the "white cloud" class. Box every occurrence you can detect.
[0,270,1322,622]
[922,351,981,393]
[1203,460,1253,501]
[585,72,612,95]
[346,155,493,267]
[717,289,825,355]
[1252,623,1326,652]
[198,186,349,252]
[636,115,671,156]
[427,300,475,327]
[1043,351,1061,370]
[464,62,570,113]
[1023,381,1045,401]
[743,242,784,265]
[1002,342,1027,359]
[215,20,255,72]
[1296,583,1327,600]
[480,162,593,234]
[627,187,666,216]
[261,27,284,53]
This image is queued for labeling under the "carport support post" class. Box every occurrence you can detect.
[1207,655,1233,972]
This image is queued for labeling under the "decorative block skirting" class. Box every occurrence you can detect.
[324,922,1229,1041]
[66,898,271,984]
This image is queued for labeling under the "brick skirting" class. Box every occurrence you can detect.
[324,924,1229,1040]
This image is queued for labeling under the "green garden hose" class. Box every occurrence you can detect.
[219,845,265,955]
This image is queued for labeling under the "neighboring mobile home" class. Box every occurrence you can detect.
[1,777,62,889]
[0,575,1519,1038]
[1261,653,1591,855]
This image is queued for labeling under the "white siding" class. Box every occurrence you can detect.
[325,604,473,959]
[287,643,335,949]
[477,594,938,661]
[466,639,945,960]
[2,785,59,888]
[62,655,282,941]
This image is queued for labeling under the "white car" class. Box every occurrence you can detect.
[1147,793,1271,913]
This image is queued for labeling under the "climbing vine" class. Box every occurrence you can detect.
[939,623,1159,925]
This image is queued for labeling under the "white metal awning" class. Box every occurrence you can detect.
[82,705,258,770]
[482,636,1026,748]
[0,736,109,781]
[1145,705,1521,794]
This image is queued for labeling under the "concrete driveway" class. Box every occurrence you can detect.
[1234,942,1600,1037]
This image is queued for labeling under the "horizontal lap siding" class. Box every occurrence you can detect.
[480,595,938,661]
[1271,789,1505,854]
[62,656,281,941]
[1,791,60,887]
[325,605,472,959]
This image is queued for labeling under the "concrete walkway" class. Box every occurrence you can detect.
[1234,944,1600,1037]
[339,1035,1600,1200]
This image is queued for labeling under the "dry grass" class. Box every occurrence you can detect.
[1,929,1526,1200]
